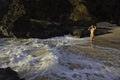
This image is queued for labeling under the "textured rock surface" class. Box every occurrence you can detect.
[0,0,120,38]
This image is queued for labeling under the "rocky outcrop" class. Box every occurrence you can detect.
[0,0,120,38]
[0,67,25,80]
[0,0,25,37]
[69,0,91,21]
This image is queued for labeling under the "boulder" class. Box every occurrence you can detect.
[0,67,25,80]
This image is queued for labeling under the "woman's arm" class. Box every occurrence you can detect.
[88,25,93,30]
[94,26,96,30]
[88,27,90,30]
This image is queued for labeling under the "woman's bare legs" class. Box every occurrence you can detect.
[90,34,94,47]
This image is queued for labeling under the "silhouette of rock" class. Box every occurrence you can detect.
[0,67,25,80]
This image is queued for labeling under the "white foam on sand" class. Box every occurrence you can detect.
[0,35,119,80]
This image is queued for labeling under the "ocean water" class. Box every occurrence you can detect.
[0,35,119,80]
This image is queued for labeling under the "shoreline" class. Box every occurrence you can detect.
[94,26,120,50]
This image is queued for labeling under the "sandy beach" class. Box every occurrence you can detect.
[94,26,120,50]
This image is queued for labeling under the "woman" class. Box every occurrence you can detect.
[88,25,96,44]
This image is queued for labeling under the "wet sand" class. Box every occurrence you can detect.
[94,26,120,50]
[64,25,120,67]
[87,26,120,66]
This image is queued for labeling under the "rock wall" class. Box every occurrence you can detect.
[0,0,120,38]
